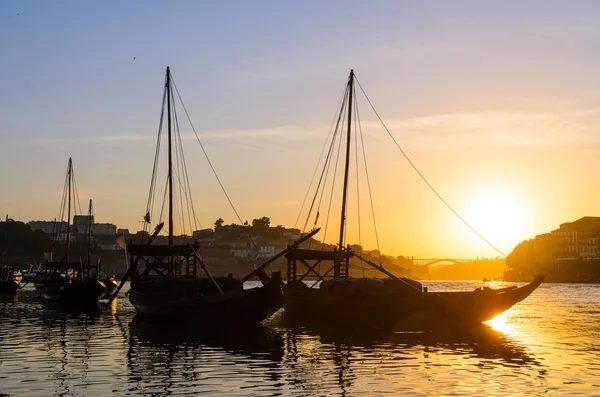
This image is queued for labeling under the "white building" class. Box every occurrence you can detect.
[28,221,68,235]
[231,245,276,259]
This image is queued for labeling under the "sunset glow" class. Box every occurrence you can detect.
[1,1,599,260]
[463,190,527,252]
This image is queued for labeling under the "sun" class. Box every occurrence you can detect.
[463,190,527,252]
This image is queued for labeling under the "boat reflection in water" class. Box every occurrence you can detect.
[127,316,285,394]
[275,312,542,396]
[4,283,597,396]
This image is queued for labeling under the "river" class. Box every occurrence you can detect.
[1,281,598,396]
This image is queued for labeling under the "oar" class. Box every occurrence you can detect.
[105,270,129,307]
[105,223,164,308]
[190,247,224,295]
[18,281,32,289]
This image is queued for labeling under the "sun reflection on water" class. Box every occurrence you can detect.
[485,311,519,336]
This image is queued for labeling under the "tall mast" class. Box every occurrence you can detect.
[338,69,354,250]
[166,66,174,274]
[1,215,7,269]
[87,199,92,269]
[66,157,72,265]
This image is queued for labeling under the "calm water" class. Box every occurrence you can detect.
[1,281,599,396]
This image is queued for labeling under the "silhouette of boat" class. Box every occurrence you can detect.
[109,67,313,325]
[0,268,20,295]
[0,216,21,295]
[282,70,544,328]
[21,263,42,283]
[39,159,107,308]
[127,318,285,391]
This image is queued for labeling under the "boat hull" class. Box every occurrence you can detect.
[0,279,20,295]
[129,276,284,325]
[41,278,107,307]
[284,275,545,328]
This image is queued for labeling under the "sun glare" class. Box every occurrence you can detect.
[463,191,527,251]
[485,312,518,335]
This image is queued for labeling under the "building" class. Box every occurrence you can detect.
[552,217,600,262]
[27,220,68,235]
[193,229,215,241]
[73,215,94,234]
[283,229,302,240]
[231,245,276,259]
[92,223,117,236]
[28,218,118,246]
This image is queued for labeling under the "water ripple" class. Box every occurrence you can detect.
[1,283,599,396]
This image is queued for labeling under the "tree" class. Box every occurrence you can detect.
[0,219,52,267]
[214,218,224,229]
[252,216,270,229]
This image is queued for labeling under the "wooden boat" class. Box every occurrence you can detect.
[41,262,107,305]
[0,215,20,295]
[109,66,305,325]
[282,70,544,327]
[0,265,20,295]
[39,159,107,307]
[0,265,21,295]
[21,263,42,283]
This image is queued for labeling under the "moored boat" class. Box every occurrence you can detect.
[21,269,42,283]
[0,278,19,295]
[110,67,298,325]
[0,215,21,295]
[39,159,107,308]
[282,70,544,328]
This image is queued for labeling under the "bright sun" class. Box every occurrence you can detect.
[463,191,526,251]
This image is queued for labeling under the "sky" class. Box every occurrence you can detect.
[2,1,600,259]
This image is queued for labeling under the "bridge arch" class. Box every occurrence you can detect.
[411,258,478,267]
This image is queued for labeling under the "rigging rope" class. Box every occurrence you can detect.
[354,76,534,277]
[70,166,82,216]
[170,94,189,236]
[170,76,252,241]
[295,84,349,234]
[354,93,383,268]
[56,164,70,240]
[145,83,167,234]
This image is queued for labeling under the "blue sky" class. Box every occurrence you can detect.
[2,1,600,257]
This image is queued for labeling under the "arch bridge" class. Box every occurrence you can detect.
[410,258,478,267]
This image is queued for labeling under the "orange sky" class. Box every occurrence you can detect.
[2,2,600,258]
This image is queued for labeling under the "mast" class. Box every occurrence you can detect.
[166,66,174,275]
[1,215,7,269]
[87,199,93,271]
[66,157,72,265]
[338,69,354,250]
[51,218,56,261]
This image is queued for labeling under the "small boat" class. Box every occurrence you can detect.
[39,159,107,307]
[33,272,46,291]
[109,67,301,325]
[0,215,21,295]
[11,269,22,283]
[41,262,107,305]
[282,70,544,328]
[21,264,42,283]
[0,276,19,295]
[0,266,20,295]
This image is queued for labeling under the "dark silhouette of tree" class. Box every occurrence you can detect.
[214,218,224,229]
[0,219,52,267]
[252,217,270,229]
